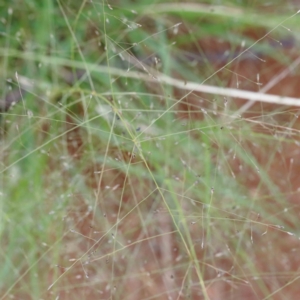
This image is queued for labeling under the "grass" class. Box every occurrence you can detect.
[1,0,300,299]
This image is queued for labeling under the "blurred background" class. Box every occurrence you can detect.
[1,1,300,299]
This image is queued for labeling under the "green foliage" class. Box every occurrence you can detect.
[1,0,299,299]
